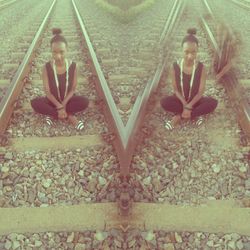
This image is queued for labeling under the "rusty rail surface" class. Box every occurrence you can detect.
[0,0,57,135]
[201,0,250,138]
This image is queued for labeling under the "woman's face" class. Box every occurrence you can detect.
[51,42,67,64]
[182,41,198,64]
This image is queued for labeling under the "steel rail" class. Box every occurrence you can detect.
[0,0,57,135]
[164,0,184,39]
[159,0,179,44]
[202,0,215,18]
[200,5,250,138]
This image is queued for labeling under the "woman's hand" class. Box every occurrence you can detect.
[57,108,67,119]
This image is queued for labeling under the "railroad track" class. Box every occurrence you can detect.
[0,0,249,249]
[0,0,125,200]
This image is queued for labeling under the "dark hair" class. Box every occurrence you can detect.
[50,28,68,46]
[181,28,199,46]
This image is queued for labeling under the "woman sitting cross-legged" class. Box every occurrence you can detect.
[161,28,218,130]
[31,28,89,130]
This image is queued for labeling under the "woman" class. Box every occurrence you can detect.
[161,28,218,130]
[31,28,89,130]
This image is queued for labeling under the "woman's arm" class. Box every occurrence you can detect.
[186,65,206,108]
[42,65,63,109]
[62,64,77,107]
[171,65,187,106]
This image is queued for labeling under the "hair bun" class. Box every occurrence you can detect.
[187,28,197,35]
[52,28,62,36]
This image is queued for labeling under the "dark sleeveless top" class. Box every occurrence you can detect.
[45,61,76,101]
[173,61,203,101]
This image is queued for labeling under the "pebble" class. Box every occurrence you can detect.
[174,232,182,243]
[172,162,179,169]
[27,190,36,203]
[163,243,175,250]
[12,240,20,249]
[230,233,240,241]
[239,166,247,173]
[236,240,244,250]
[88,178,98,193]
[98,176,107,186]
[228,240,236,249]
[94,231,107,241]
[143,176,151,185]
[75,243,86,250]
[42,179,52,188]
[78,170,84,177]
[180,155,186,162]
[66,232,75,243]
[142,231,155,241]
[245,179,250,190]
[34,240,43,247]
[4,240,12,250]
[206,240,215,248]
[4,152,13,160]
[243,242,250,249]
[1,166,9,173]
[152,176,162,193]
[212,163,221,173]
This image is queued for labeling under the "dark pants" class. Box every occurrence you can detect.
[31,95,89,119]
[160,95,218,119]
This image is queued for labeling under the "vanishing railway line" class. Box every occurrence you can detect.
[0,0,249,249]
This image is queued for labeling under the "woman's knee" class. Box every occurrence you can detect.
[161,96,182,113]
[67,96,89,112]
[77,96,89,110]
[160,96,174,109]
